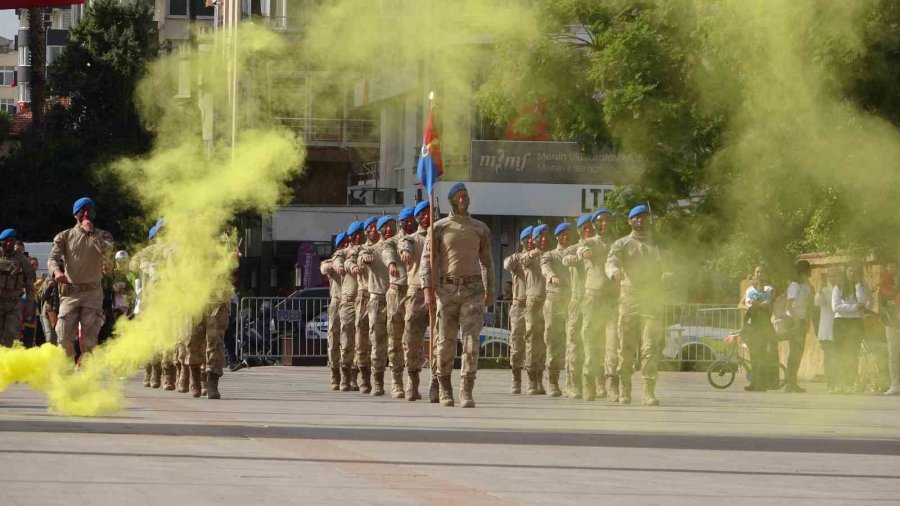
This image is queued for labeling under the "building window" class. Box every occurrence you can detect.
[0,67,13,86]
[169,0,215,17]
[169,0,188,16]
[18,46,30,67]
[16,85,30,104]
[46,46,64,67]
[0,99,15,115]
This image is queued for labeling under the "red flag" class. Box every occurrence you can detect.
[423,107,443,176]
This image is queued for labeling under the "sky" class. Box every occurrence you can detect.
[0,10,19,41]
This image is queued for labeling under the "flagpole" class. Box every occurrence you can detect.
[427,91,437,378]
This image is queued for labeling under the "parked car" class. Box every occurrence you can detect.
[663,307,740,370]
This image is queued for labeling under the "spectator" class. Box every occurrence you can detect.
[879,260,899,395]
[784,260,813,392]
[741,265,777,391]
[814,267,840,393]
[831,262,872,394]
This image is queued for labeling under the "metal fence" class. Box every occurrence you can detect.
[235,296,740,370]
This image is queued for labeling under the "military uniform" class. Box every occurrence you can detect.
[577,234,619,401]
[421,206,493,408]
[334,244,359,391]
[359,236,392,396]
[48,224,114,358]
[345,242,372,392]
[130,242,162,387]
[399,225,428,401]
[320,253,343,389]
[540,237,576,397]
[0,248,34,347]
[185,294,231,399]
[564,240,585,398]
[605,229,669,406]
[502,245,528,394]
[381,230,408,398]
[522,247,546,394]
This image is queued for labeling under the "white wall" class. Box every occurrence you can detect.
[272,206,403,242]
[428,181,615,218]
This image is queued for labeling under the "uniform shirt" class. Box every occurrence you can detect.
[421,214,493,296]
[578,235,613,292]
[832,282,872,319]
[334,249,358,298]
[359,239,391,295]
[521,250,546,299]
[605,231,667,308]
[382,232,407,286]
[354,240,375,292]
[567,244,585,300]
[400,227,427,288]
[320,253,342,299]
[502,251,527,301]
[0,250,34,301]
[540,244,575,295]
[48,224,114,285]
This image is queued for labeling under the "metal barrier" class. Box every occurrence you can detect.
[235,296,331,364]
[660,304,742,370]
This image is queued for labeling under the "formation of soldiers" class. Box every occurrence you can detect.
[320,183,671,408]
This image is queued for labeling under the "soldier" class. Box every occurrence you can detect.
[503,226,533,394]
[320,231,347,390]
[578,208,619,401]
[564,215,591,399]
[347,218,377,393]
[384,207,413,398]
[540,223,577,397]
[131,225,163,387]
[0,229,35,348]
[359,215,394,396]
[605,205,671,406]
[400,201,431,401]
[522,224,548,395]
[335,221,363,391]
[422,183,494,408]
[48,197,114,360]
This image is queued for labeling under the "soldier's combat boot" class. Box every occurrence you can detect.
[460,374,476,408]
[535,370,547,395]
[201,371,208,397]
[439,375,454,407]
[429,375,440,403]
[642,379,659,406]
[143,364,152,387]
[526,370,539,395]
[511,368,522,395]
[620,376,632,405]
[582,374,596,401]
[571,372,583,399]
[330,368,341,391]
[163,365,177,391]
[206,373,221,400]
[406,371,420,401]
[340,366,352,391]
[596,376,608,399]
[391,369,405,399]
[189,365,202,398]
[607,376,620,403]
[176,363,189,393]
[547,370,562,398]
[360,366,372,394]
[372,370,385,396]
[150,364,162,389]
[350,367,360,391]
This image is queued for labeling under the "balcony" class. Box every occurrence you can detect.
[279,117,379,148]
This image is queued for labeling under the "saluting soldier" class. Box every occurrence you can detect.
[503,226,533,394]
[399,201,432,401]
[335,222,363,391]
[320,231,348,390]
[384,208,414,398]
[523,224,548,395]
[359,215,395,396]
[564,215,592,399]
[540,222,577,397]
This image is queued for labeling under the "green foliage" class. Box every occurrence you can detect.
[0,112,10,144]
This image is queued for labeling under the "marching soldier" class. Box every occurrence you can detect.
[346,217,377,393]
[540,223,577,397]
[48,197,114,360]
[359,215,395,396]
[605,205,671,406]
[564,215,591,398]
[422,183,494,408]
[523,224,548,395]
[399,201,432,401]
[0,229,35,348]
[384,208,414,398]
[335,221,363,391]
[503,226,533,394]
[321,231,348,390]
[131,224,163,387]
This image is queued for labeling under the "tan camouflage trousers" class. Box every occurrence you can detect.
[386,284,407,371]
[338,296,357,369]
[355,290,370,369]
[565,295,584,380]
[508,299,526,370]
[326,297,341,370]
[57,290,104,358]
[524,296,546,373]
[186,302,229,376]
[403,287,427,373]
[617,306,662,384]
[435,282,484,377]
[582,290,618,380]
[0,298,22,348]
[543,292,569,372]
[368,293,389,372]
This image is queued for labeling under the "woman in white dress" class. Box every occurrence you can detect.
[831,263,872,394]
[814,267,839,393]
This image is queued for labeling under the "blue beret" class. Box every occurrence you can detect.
[628,204,649,220]
[376,215,395,230]
[398,207,414,221]
[148,225,159,240]
[591,207,611,221]
[576,214,592,229]
[519,226,534,242]
[414,200,430,216]
[554,222,571,236]
[0,228,16,240]
[156,217,165,227]
[447,182,467,200]
[72,197,94,215]
[363,217,378,230]
[347,221,362,236]
[532,224,548,239]
[334,232,347,247]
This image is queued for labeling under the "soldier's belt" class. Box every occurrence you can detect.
[389,283,407,290]
[342,294,356,302]
[59,282,101,296]
[357,289,369,298]
[439,275,481,286]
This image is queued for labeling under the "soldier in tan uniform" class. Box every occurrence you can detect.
[130,226,163,387]
[502,226,533,394]
[359,215,395,396]
[540,223,577,398]
[384,208,414,398]
[422,183,494,408]
[347,218,377,393]
[335,221,362,391]
[0,229,35,347]
[320,232,347,390]
[399,201,431,401]
[564,215,592,399]
[48,198,114,360]
[522,225,548,395]
[185,274,232,399]
[578,208,619,401]
[605,205,671,406]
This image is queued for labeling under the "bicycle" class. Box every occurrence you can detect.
[707,332,787,389]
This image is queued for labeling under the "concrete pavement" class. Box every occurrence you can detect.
[0,367,898,505]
